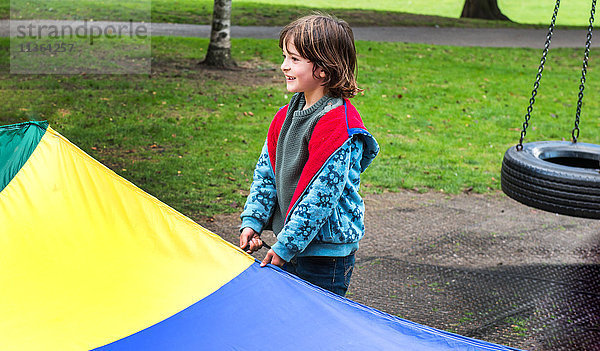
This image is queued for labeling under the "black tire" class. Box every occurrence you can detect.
[502,161,600,196]
[501,141,600,219]
[502,168,600,206]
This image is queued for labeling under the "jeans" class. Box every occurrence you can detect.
[284,254,355,297]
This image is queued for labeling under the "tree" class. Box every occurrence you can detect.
[460,0,511,21]
[200,0,237,68]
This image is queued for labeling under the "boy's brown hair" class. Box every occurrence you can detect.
[279,14,362,99]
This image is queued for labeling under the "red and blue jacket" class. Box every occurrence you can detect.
[241,98,379,261]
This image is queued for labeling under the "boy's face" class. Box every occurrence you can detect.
[281,39,326,99]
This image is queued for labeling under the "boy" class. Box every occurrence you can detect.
[239,14,378,296]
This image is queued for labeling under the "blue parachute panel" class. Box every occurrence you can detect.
[95,262,518,351]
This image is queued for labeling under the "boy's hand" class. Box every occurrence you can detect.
[239,227,263,253]
[260,249,286,267]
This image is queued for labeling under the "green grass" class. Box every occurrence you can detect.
[506,316,530,337]
[5,0,595,27]
[2,37,599,220]
[10,36,150,74]
[244,0,594,26]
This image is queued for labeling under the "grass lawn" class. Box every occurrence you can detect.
[2,37,599,220]
[5,0,594,27]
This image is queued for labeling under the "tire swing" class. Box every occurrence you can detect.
[501,0,600,219]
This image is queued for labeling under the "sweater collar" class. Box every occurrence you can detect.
[292,93,336,119]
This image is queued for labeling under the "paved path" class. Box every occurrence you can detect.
[2,19,598,48]
[173,24,596,49]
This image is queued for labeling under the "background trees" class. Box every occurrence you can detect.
[461,0,511,21]
[201,0,236,68]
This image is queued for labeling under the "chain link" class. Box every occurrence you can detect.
[572,0,596,143]
[517,0,561,151]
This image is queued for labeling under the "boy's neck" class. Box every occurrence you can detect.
[302,88,327,110]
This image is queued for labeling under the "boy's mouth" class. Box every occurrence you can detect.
[285,75,296,81]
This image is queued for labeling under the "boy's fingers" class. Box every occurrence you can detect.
[251,237,262,249]
[271,251,285,267]
[239,232,248,248]
[260,251,272,267]
[239,227,255,248]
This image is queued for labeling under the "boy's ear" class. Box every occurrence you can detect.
[319,70,326,78]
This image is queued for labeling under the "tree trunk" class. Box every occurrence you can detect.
[460,0,511,21]
[200,0,237,68]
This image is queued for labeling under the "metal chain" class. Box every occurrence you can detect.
[517,0,561,151]
[572,0,596,143]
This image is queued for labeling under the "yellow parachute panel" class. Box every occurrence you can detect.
[0,127,253,350]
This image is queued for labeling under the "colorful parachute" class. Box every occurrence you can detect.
[0,121,519,350]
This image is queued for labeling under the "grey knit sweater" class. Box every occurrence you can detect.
[270,93,343,235]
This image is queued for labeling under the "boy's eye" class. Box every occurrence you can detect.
[282,53,301,62]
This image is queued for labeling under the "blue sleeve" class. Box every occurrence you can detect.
[271,139,360,261]
[240,140,277,234]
